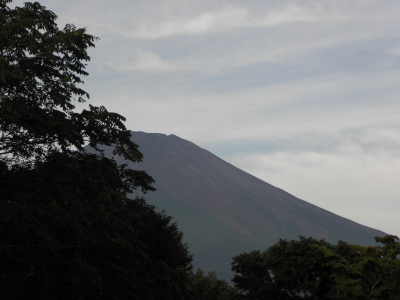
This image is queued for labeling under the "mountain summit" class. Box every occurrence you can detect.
[114,132,386,279]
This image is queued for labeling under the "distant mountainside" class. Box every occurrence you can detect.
[102,131,387,280]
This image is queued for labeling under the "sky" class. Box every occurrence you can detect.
[11,0,400,236]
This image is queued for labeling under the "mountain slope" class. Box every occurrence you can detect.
[111,132,386,279]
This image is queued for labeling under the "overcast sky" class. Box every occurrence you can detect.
[12,0,400,236]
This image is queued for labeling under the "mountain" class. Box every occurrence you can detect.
[107,131,387,280]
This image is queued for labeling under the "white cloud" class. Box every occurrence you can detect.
[85,64,400,148]
[108,49,175,72]
[124,4,331,39]
[24,0,398,77]
[130,7,249,38]
[257,4,327,27]
[96,8,399,75]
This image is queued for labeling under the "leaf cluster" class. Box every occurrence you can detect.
[0,1,140,166]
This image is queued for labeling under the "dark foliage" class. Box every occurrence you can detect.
[232,236,400,299]
[188,269,241,300]
[0,153,192,299]
[232,236,334,299]
[317,235,400,299]
[0,1,192,299]
[0,0,145,167]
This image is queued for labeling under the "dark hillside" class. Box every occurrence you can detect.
[102,131,386,279]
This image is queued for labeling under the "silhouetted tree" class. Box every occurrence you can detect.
[0,1,192,299]
[0,0,145,168]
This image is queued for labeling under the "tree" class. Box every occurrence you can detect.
[232,237,336,299]
[0,153,192,299]
[315,235,400,299]
[188,269,241,300]
[0,1,193,298]
[232,236,400,300]
[0,0,143,167]
[231,250,283,300]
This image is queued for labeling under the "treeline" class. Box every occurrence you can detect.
[1,1,399,299]
[185,236,400,299]
[188,234,400,299]
[232,236,400,299]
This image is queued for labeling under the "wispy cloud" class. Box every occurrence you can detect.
[130,7,249,38]
[92,1,399,75]
[108,49,175,72]
[123,4,328,39]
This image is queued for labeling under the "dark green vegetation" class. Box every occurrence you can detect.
[232,235,400,299]
[0,154,191,299]
[189,269,241,300]
[111,131,387,279]
[0,1,195,299]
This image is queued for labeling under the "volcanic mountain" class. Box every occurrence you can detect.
[107,132,386,279]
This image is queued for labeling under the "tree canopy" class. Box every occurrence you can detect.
[0,1,193,299]
[232,236,400,299]
[0,0,143,167]
[0,153,192,299]
[188,268,241,300]
[315,235,400,299]
[232,236,334,299]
